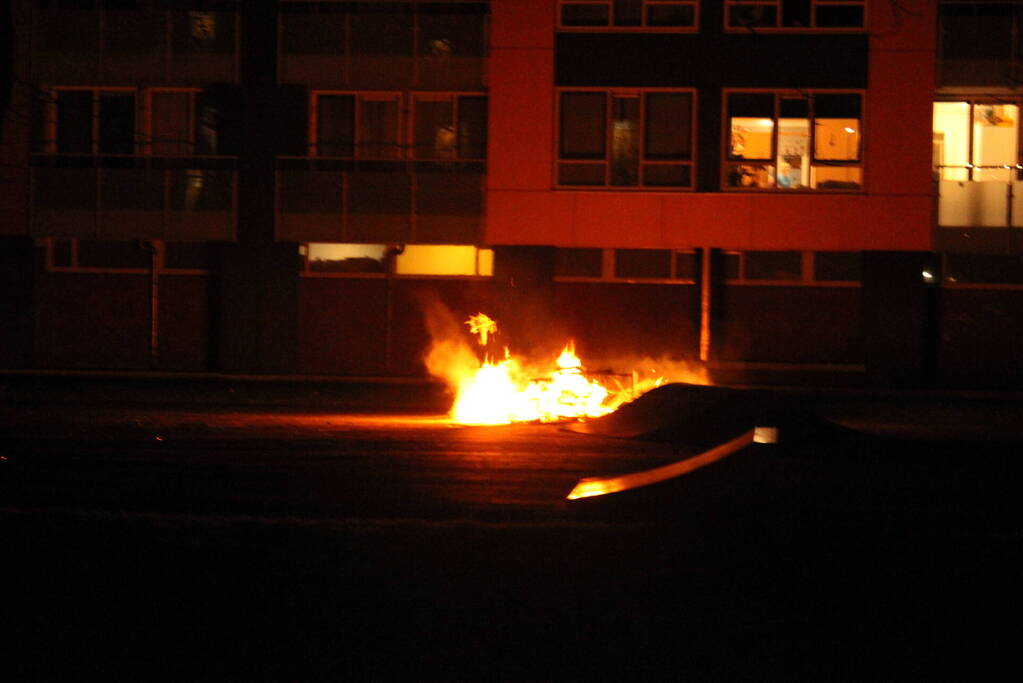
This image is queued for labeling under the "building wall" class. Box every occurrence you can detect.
[486,0,936,251]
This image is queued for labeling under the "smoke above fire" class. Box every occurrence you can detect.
[422,298,706,425]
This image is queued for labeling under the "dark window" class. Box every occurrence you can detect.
[458,96,488,160]
[51,239,73,268]
[164,242,215,271]
[77,240,150,269]
[56,91,93,154]
[944,254,1023,284]
[559,89,695,189]
[316,94,355,157]
[555,248,603,277]
[150,91,194,156]
[674,251,697,280]
[419,3,487,58]
[745,251,802,280]
[350,3,413,56]
[280,2,347,56]
[615,249,672,279]
[722,252,741,280]
[726,1,865,30]
[560,1,697,28]
[98,93,135,155]
[560,92,606,160]
[814,251,861,281]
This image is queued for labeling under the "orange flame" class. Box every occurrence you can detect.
[422,310,711,425]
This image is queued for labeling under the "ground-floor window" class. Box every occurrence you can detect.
[301,243,493,277]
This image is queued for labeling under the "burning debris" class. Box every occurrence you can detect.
[425,310,705,425]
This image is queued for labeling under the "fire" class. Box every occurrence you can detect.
[425,311,700,426]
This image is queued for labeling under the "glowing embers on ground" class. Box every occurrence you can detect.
[435,313,665,425]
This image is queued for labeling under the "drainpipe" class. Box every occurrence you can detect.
[384,243,405,373]
[140,240,159,369]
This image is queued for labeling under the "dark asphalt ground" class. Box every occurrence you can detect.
[2,374,1022,681]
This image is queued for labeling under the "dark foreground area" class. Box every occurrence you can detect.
[2,376,1022,681]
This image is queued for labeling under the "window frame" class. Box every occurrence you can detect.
[309,90,404,160]
[555,86,698,191]
[143,87,203,157]
[722,88,866,193]
[299,242,494,279]
[43,238,211,275]
[553,247,698,283]
[724,0,867,32]
[408,91,488,162]
[43,86,139,156]
[557,1,700,31]
[722,250,861,286]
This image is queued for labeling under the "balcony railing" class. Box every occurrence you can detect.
[276,158,484,244]
[31,155,237,241]
[936,165,1023,229]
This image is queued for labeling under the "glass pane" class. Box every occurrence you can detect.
[458,96,488,159]
[350,4,412,56]
[419,5,486,58]
[99,93,135,155]
[816,5,865,28]
[52,239,72,268]
[317,95,355,157]
[414,99,455,159]
[730,117,774,160]
[615,249,672,279]
[642,163,690,187]
[104,9,164,54]
[645,93,691,160]
[674,251,697,280]
[972,104,1018,181]
[164,242,215,271]
[814,252,861,281]
[814,93,861,162]
[151,92,192,155]
[558,162,605,185]
[280,4,346,55]
[722,252,740,280]
[57,91,93,154]
[782,0,811,27]
[555,248,603,277]
[614,0,642,26]
[812,165,862,190]
[359,99,399,158]
[729,4,777,28]
[308,243,388,274]
[610,96,639,186]
[778,113,809,189]
[396,245,482,276]
[725,162,775,188]
[78,240,150,269]
[562,4,610,26]
[560,92,606,159]
[745,251,801,280]
[647,4,695,27]
[933,101,971,180]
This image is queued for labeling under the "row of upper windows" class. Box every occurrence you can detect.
[558,0,867,31]
[556,88,864,192]
[34,88,488,161]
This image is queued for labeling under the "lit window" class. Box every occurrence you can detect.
[933,100,1020,182]
[725,90,862,191]
[306,243,388,274]
[312,92,401,159]
[725,0,865,31]
[395,245,493,276]
[412,94,487,160]
[558,89,695,189]
[559,1,698,29]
